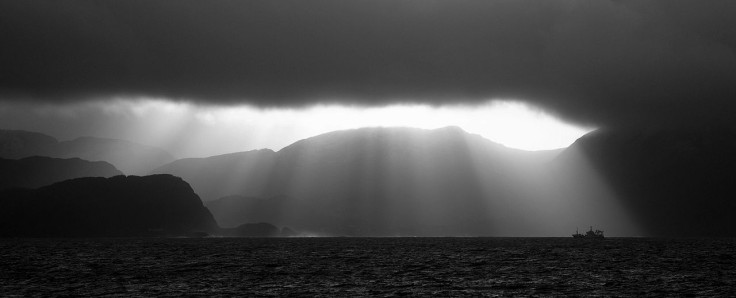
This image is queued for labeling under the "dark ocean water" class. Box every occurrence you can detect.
[1,237,735,296]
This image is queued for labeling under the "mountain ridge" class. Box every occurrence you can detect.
[0,129,174,175]
[154,126,574,236]
[0,156,123,190]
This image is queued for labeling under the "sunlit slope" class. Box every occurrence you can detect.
[555,126,736,237]
[155,126,583,236]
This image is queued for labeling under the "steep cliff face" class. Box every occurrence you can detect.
[0,156,123,190]
[0,174,218,237]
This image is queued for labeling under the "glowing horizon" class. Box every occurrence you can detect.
[0,99,594,157]
[181,100,594,154]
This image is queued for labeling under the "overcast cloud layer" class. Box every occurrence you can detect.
[1,0,736,128]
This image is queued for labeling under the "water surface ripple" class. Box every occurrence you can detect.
[1,238,734,296]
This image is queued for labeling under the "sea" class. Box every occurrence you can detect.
[1,237,734,296]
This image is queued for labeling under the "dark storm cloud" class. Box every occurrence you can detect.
[1,0,735,127]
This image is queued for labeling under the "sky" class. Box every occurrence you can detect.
[1,0,736,155]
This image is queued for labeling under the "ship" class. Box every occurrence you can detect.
[572,226,604,239]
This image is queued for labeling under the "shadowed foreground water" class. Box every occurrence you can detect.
[1,238,735,296]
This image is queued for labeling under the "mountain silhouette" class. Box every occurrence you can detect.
[0,156,122,190]
[52,137,175,175]
[155,126,566,236]
[0,174,218,237]
[0,129,57,158]
[154,125,736,237]
[553,125,736,237]
[0,129,174,175]
[153,149,277,202]
[6,124,735,237]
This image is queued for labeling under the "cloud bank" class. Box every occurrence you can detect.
[1,0,735,127]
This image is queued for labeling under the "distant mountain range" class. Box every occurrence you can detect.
[155,126,573,236]
[0,129,174,175]
[155,125,736,237]
[2,125,735,237]
[0,156,122,190]
[153,149,277,203]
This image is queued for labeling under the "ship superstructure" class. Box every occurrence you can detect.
[572,226,604,239]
